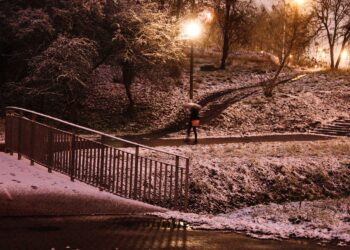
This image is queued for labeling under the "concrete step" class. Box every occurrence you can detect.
[332,123,350,128]
[313,130,350,136]
[319,125,350,130]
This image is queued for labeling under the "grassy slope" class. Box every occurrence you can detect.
[158,139,350,214]
[202,70,350,136]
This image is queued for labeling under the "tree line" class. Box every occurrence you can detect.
[0,0,349,120]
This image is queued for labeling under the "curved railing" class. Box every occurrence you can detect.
[4,106,190,211]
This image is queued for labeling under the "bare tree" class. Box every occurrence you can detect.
[214,0,254,69]
[112,3,184,110]
[263,3,316,97]
[313,0,350,69]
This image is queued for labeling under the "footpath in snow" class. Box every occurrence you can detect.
[0,152,165,216]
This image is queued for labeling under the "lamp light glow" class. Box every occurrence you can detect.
[183,21,202,40]
[294,0,305,5]
[341,50,348,60]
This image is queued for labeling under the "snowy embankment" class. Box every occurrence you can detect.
[0,152,164,216]
[203,71,350,136]
[153,197,350,246]
[154,139,350,213]
[150,139,350,245]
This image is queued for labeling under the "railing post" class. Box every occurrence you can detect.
[47,128,53,173]
[133,146,139,199]
[100,136,107,189]
[4,109,11,154]
[17,111,23,160]
[70,133,76,181]
[29,115,37,166]
[184,158,190,212]
[99,145,105,190]
[174,156,180,209]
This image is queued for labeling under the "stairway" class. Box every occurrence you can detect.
[310,118,350,137]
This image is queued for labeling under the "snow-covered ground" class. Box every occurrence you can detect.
[153,197,350,246]
[201,71,350,136]
[0,152,165,216]
[146,138,350,246]
[81,64,188,133]
[149,139,350,213]
[97,62,349,137]
[81,59,292,135]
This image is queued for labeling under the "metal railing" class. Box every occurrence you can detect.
[4,107,190,211]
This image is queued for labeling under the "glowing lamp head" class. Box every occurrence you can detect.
[183,21,202,40]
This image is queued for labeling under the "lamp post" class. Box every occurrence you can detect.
[183,21,202,100]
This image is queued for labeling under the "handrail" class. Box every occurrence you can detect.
[6,106,188,160]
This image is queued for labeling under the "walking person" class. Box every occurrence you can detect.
[185,103,201,144]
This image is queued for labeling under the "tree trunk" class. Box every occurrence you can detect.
[124,82,134,112]
[220,37,229,70]
[220,1,231,70]
[159,0,165,10]
[122,62,135,112]
[263,10,298,97]
[330,44,335,69]
[175,0,182,19]
[335,35,350,69]
[335,49,344,69]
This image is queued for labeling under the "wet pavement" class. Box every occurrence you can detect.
[0,215,343,250]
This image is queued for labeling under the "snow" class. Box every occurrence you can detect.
[81,64,188,134]
[152,197,350,246]
[145,139,350,214]
[81,55,350,138]
[146,138,350,245]
[0,152,165,215]
[200,71,350,136]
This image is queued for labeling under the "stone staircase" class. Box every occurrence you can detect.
[310,118,350,137]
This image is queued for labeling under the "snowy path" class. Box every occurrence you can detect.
[0,152,165,216]
[120,133,335,147]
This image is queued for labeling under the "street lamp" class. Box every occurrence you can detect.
[182,20,202,100]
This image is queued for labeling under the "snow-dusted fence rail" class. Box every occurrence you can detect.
[4,107,190,211]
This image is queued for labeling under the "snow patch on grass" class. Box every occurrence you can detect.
[152,197,350,246]
[153,139,350,213]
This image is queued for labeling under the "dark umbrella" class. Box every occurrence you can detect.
[184,102,202,110]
